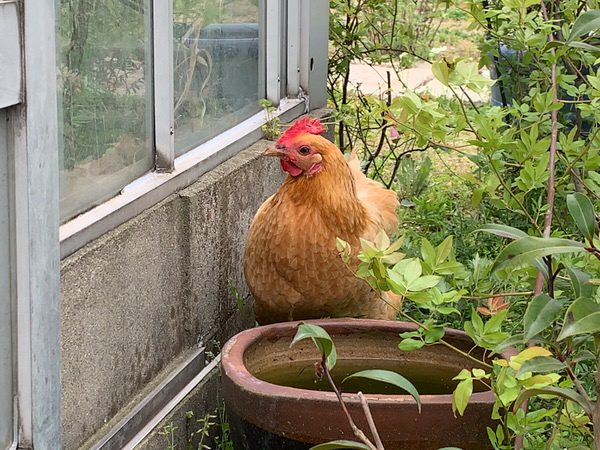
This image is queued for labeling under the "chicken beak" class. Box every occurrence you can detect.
[263,146,285,157]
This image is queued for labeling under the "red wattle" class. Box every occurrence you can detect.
[281,159,303,177]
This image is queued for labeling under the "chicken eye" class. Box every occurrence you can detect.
[298,146,310,155]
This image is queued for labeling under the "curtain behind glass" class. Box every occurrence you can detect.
[173,0,263,154]
[57,0,153,222]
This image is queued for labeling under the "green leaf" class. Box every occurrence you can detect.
[567,10,600,43]
[452,377,473,416]
[568,267,593,299]
[386,235,405,254]
[421,238,436,266]
[374,229,390,250]
[434,260,464,275]
[424,326,445,344]
[484,308,508,334]
[480,227,549,276]
[291,323,337,369]
[478,223,528,240]
[436,235,454,264]
[398,338,425,351]
[343,369,421,412]
[432,60,450,85]
[400,330,421,339]
[359,238,379,258]
[513,386,593,416]
[492,237,586,272]
[568,40,600,53]
[567,193,596,242]
[516,356,565,376]
[471,308,484,334]
[558,297,600,340]
[403,259,423,284]
[523,294,564,341]
[310,440,370,450]
[453,368,471,381]
[408,274,442,291]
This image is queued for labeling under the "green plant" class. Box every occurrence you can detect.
[338,191,600,448]
[159,422,179,450]
[324,0,600,447]
[259,98,281,140]
[227,279,246,311]
[159,406,234,450]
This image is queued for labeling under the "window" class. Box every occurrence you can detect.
[57,0,154,222]
[57,1,326,256]
[57,0,266,223]
[173,1,262,154]
[0,109,14,449]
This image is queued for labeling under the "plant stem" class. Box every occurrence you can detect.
[534,0,559,296]
[463,291,534,300]
[517,5,561,450]
[595,339,600,449]
[321,356,379,450]
[358,392,385,450]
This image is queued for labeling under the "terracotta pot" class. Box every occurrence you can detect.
[222,319,498,450]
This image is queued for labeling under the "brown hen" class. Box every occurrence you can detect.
[244,117,400,324]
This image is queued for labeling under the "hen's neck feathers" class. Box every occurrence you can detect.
[275,139,367,238]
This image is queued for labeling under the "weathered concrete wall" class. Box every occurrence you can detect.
[60,139,285,449]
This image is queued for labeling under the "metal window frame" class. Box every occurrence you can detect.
[286,0,301,98]
[300,0,328,110]
[12,0,62,447]
[265,0,282,105]
[153,0,174,173]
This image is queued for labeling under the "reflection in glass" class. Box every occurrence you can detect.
[57,0,153,222]
[173,0,263,154]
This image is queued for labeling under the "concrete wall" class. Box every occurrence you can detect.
[60,139,285,449]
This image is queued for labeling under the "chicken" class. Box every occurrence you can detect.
[243,117,400,324]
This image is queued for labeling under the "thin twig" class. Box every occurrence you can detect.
[321,357,379,450]
[594,349,600,448]
[535,0,559,296]
[358,392,385,450]
[519,4,560,449]
[463,291,534,300]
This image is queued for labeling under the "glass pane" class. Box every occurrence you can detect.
[0,109,14,448]
[173,0,263,154]
[57,0,153,222]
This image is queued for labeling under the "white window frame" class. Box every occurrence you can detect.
[58,0,320,258]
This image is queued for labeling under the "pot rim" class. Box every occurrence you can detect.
[221,318,496,406]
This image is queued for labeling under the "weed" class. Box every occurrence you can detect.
[259,98,281,141]
[159,403,233,450]
[158,422,178,450]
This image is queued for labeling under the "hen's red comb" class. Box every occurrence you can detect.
[277,117,325,146]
